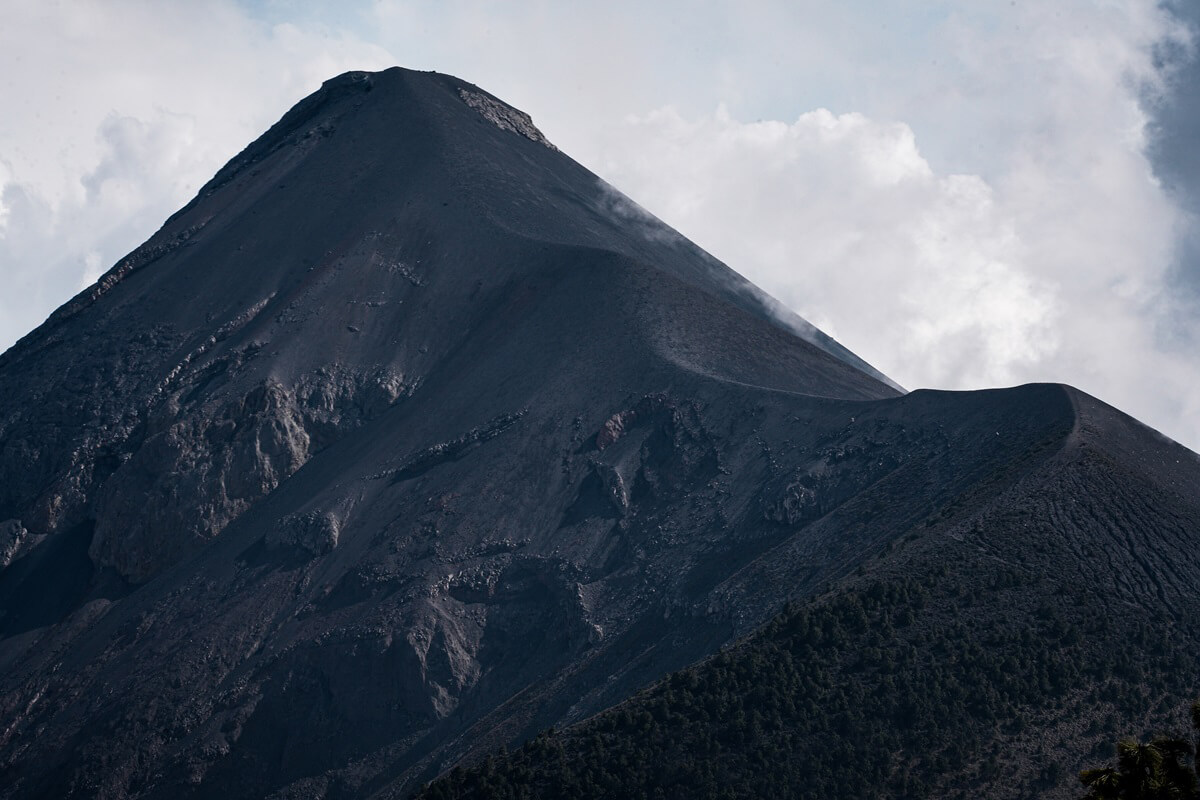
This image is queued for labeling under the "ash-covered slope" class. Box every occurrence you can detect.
[0,68,1197,800]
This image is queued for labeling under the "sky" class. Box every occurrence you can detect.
[2,1,1200,450]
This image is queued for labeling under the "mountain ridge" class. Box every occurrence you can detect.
[0,67,1196,799]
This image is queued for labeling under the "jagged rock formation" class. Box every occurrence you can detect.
[0,68,1197,800]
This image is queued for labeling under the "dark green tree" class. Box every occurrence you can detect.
[1079,765,1122,800]
[1079,701,1200,800]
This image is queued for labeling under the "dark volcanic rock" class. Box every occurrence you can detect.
[269,510,342,555]
[0,521,27,570]
[0,68,1197,800]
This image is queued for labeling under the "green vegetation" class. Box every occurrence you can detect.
[1078,700,1200,799]
[416,565,1198,799]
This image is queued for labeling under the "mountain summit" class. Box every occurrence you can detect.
[1,68,1198,799]
[1,67,897,587]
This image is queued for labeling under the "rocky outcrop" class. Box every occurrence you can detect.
[763,478,820,525]
[86,367,416,582]
[370,410,527,482]
[596,393,670,450]
[459,89,556,149]
[0,520,27,570]
[268,510,341,555]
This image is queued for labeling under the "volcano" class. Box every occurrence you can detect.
[1,68,1198,800]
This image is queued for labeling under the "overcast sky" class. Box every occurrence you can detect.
[3,1,1200,450]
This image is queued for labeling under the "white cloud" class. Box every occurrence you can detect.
[0,159,11,233]
[595,106,1057,390]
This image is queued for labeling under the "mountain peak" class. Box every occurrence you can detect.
[14,66,897,399]
[1,66,900,583]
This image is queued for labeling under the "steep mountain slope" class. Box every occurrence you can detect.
[419,388,1200,799]
[0,68,1196,800]
[0,68,891,588]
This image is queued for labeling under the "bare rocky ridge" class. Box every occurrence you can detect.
[0,68,1197,800]
[458,88,557,150]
